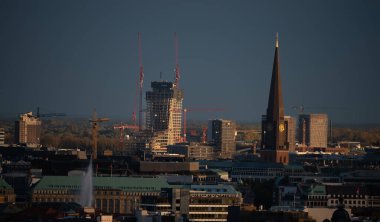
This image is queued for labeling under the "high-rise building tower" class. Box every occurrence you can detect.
[260,34,289,164]
[14,112,41,148]
[146,81,184,147]
[207,119,236,159]
[284,116,296,152]
[298,114,328,148]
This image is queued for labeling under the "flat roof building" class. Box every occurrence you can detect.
[208,119,236,159]
[15,112,41,148]
[298,114,328,148]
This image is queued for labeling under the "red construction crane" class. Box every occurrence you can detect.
[174,32,180,88]
[182,108,224,143]
[202,127,207,144]
[138,32,144,131]
[113,122,139,147]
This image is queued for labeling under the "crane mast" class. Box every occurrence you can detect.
[89,109,109,160]
[138,32,144,131]
[174,32,180,88]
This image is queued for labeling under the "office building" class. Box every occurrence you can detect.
[284,116,296,152]
[146,81,184,147]
[167,143,215,160]
[187,184,242,222]
[32,176,242,218]
[0,128,4,145]
[208,119,236,159]
[260,34,289,164]
[298,114,328,148]
[14,112,41,147]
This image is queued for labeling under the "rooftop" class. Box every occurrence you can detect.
[0,178,13,190]
[190,184,240,195]
[34,176,170,192]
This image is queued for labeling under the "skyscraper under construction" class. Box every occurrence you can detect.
[146,81,184,147]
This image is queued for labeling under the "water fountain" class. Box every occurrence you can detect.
[79,158,93,207]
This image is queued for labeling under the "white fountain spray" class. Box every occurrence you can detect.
[79,158,93,207]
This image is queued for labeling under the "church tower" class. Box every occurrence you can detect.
[260,33,289,164]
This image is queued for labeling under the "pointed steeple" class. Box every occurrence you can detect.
[266,33,284,122]
[261,33,289,164]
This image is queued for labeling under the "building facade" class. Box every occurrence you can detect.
[167,143,215,160]
[284,116,296,152]
[32,176,170,214]
[208,119,236,159]
[188,185,242,222]
[0,128,5,145]
[31,176,242,219]
[0,178,16,204]
[260,34,289,164]
[14,112,41,147]
[146,81,184,147]
[298,114,328,148]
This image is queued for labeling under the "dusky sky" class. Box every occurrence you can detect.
[1,0,379,124]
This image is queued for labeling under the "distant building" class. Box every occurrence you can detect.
[32,176,170,214]
[260,34,289,164]
[14,112,41,147]
[284,116,296,152]
[167,142,215,160]
[0,128,5,145]
[32,176,242,219]
[208,119,236,159]
[2,160,32,202]
[0,178,16,204]
[305,184,380,209]
[146,81,184,147]
[139,161,199,173]
[187,184,242,222]
[298,114,328,148]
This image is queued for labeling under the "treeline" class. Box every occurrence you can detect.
[332,127,380,146]
[1,118,380,148]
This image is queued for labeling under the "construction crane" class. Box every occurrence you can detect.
[113,122,139,148]
[182,108,224,142]
[89,110,109,160]
[36,107,66,118]
[174,32,180,88]
[291,104,343,114]
[202,127,207,144]
[138,32,144,131]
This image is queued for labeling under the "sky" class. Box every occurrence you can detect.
[1,0,379,124]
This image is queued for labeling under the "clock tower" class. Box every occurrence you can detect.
[260,33,289,164]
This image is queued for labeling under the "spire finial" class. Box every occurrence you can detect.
[275,32,279,48]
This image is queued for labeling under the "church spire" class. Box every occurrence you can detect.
[266,32,284,122]
[275,32,279,48]
[261,33,288,164]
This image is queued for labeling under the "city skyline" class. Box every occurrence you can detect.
[1,0,380,124]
